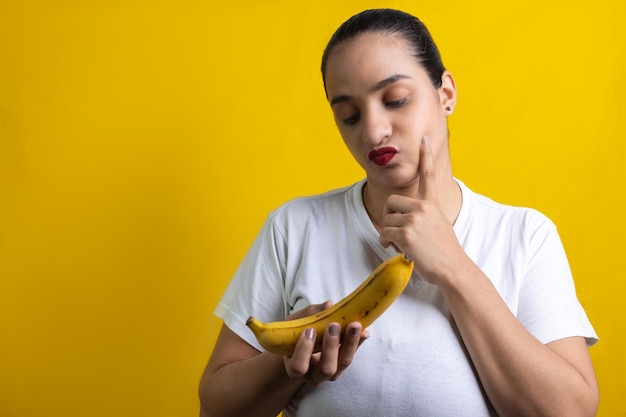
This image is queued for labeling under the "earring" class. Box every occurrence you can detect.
[445,106,452,111]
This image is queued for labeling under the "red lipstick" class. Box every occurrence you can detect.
[368,147,398,166]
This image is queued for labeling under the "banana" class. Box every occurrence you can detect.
[246,254,414,356]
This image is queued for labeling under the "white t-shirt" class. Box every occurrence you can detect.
[214,179,597,417]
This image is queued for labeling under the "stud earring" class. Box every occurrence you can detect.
[445,106,452,111]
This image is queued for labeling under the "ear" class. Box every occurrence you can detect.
[439,71,456,115]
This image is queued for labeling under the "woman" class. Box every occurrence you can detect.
[199,9,598,417]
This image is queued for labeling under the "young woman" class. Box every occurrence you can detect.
[199,9,598,417]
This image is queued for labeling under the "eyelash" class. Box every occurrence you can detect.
[341,97,408,126]
[386,97,407,108]
[343,114,360,125]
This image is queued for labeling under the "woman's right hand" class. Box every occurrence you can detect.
[282,301,369,387]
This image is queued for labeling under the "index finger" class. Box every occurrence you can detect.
[416,136,438,201]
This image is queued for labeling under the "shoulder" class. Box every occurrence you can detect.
[268,180,363,223]
[459,179,554,229]
[456,179,560,253]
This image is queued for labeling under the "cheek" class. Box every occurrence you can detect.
[339,132,369,165]
[340,134,361,156]
[407,102,446,137]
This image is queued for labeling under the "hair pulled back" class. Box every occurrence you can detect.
[321,9,446,92]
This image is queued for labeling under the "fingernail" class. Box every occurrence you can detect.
[349,326,360,337]
[329,323,340,337]
[304,328,315,340]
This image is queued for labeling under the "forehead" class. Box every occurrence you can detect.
[324,32,425,95]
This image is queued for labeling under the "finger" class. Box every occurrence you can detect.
[417,136,438,202]
[380,198,412,252]
[285,327,316,378]
[379,236,402,253]
[381,209,409,227]
[357,329,370,347]
[379,231,403,254]
[381,194,419,220]
[314,323,341,381]
[286,300,333,320]
[331,322,366,381]
[379,200,403,252]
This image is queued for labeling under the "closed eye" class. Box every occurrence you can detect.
[385,97,407,108]
[342,113,360,125]
[340,96,408,125]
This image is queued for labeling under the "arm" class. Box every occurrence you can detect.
[438,263,598,417]
[198,325,301,417]
[379,137,598,417]
[198,302,368,417]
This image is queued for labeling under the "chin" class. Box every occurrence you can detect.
[373,171,418,190]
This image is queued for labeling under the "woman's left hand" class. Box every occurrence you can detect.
[378,137,465,286]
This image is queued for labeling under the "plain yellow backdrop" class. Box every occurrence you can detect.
[1,1,624,416]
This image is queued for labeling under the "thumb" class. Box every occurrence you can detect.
[287,300,333,320]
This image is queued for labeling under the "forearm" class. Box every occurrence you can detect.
[199,351,303,417]
[439,260,597,417]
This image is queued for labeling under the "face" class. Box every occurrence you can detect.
[324,32,455,190]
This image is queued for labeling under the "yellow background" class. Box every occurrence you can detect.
[1,1,624,416]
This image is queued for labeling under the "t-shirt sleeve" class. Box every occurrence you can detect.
[213,212,289,352]
[516,216,598,346]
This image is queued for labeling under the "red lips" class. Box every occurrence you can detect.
[368,147,398,166]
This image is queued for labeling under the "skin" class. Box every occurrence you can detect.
[199,303,367,417]
[199,31,599,417]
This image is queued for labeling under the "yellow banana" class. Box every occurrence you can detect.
[246,254,414,356]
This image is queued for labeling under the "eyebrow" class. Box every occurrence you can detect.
[330,74,411,106]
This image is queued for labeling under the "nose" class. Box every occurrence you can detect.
[361,109,391,145]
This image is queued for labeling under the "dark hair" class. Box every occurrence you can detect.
[321,9,446,93]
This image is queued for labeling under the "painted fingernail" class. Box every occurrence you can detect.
[329,323,340,336]
[349,326,360,337]
[304,328,315,340]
